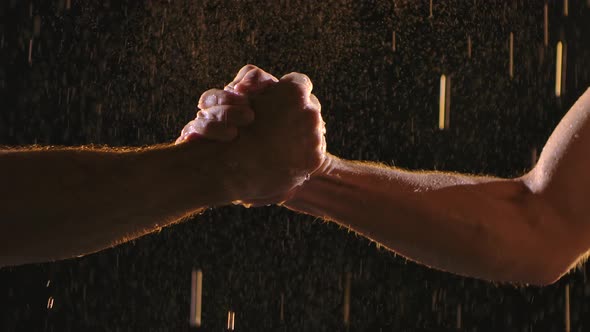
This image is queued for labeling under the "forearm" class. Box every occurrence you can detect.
[0,142,231,267]
[286,155,565,285]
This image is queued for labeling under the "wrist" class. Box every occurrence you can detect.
[313,152,338,178]
[284,152,338,205]
[151,141,237,208]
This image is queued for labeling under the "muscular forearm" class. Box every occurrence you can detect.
[0,142,232,267]
[285,155,567,285]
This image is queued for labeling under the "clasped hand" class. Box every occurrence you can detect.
[176,65,327,206]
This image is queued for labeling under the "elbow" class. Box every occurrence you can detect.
[503,257,568,286]
[529,258,577,286]
[528,270,562,287]
[500,261,563,286]
[503,178,582,286]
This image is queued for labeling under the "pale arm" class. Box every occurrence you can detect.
[286,88,590,285]
[0,141,233,267]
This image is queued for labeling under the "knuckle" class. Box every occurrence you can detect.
[308,132,322,148]
[307,109,322,126]
[198,89,221,108]
[289,73,312,89]
[214,91,229,105]
[297,73,311,84]
[249,67,265,76]
[299,111,318,129]
[241,64,258,72]
[308,94,321,111]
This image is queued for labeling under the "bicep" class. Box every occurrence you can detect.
[531,88,590,221]
[525,88,590,270]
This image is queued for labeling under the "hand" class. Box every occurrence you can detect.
[176,65,326,206]
[175,65,277,144]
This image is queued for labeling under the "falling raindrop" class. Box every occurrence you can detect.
[190,269,203,327]
[509,32,514,79]
[544,4,549,47]
[47,297,54,309]
[565,284,570,332]
[438,74,450,130]
[555,41,566,97]
[343,272,351,326]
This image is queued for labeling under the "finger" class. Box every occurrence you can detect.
[191,120,239,142]
[225,64,259,91]
[176,118,205,144]
[234,68,279,95]
[179,118,238,142]
[279,72,313,96]
[199,105,255,127]
[306,93,321,113]
[179,118,200,138]
[175,132,205,145]
[198,89,249,109]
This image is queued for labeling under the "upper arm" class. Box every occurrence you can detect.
[524,88,590,281]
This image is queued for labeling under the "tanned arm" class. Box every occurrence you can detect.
[0,142,234,267]
[285,88,590,285]
[0,65,325,268]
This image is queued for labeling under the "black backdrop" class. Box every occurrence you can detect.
[1,0,589,331]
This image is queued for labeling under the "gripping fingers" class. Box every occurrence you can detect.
[225,64,259,91]
[177,118,238,143]
[195,121,238,142]
[306,94,321,113]
[198,105,255,127]
[198,89,249,109]
[234,68,279,94]
[175,132,204,145]
[280,72,313,96]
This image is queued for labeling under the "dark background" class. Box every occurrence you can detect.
[1,0,589,331]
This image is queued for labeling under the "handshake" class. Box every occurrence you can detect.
[174,65,329,208]
[4,63,584,285]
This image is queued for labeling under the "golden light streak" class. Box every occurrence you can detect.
[509,32,514,78]
[47,297,54,309]
[456,303,462,329]
[439,75,450,130]
[564,0,569,16]
[565,284,570,332]
[280,293,284,322]
[556,41,563,97]
[190,269,203,327]
[544,4,549,47]
[429,0,433,18]
[343,272,352,326]
[28,39,33,65]
[227,311,235,330]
